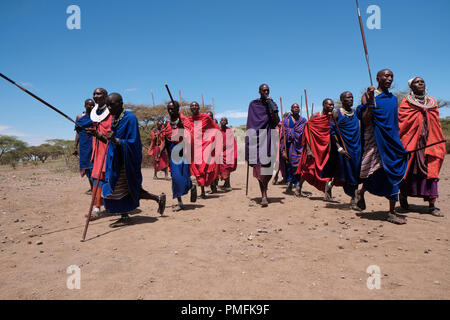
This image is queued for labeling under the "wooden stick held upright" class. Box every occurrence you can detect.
[202,94,205,108]
[332,114,349,155]
[300,95,303,117]
[280,97,288,155]
[355,0,378,108]
[304,89,313,152]
[245,161,249,196]
[82,141,110,241]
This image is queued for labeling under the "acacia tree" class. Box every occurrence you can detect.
[0,135,27,160]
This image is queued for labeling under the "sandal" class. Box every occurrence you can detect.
[355,191,366,211]
[324,181,333,201]
[172,203,183,212]
[261,197,269,207]
[86,207,103,221]
[109,215,132,228]
[157,193,166,215]
[350,199,361,211]
[429,207,444,217]
[386,213,407,225]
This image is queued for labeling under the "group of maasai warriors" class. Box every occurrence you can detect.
[72,68,445,228]
[73,89,237,228]
[245,69,446,225]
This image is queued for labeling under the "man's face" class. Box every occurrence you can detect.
[411,77,426,95]
[93,89,107,106]
[220,117,228,127]
[377,70,394,90]
[259,85,270,98]
[190,102,200,116]
[85,101,95,113]
[341,92,353,108]
[323,99,334,114]
[167,102,179,118]
[291,104,300,116]
[106,97,122,116]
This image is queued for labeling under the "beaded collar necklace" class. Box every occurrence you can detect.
[112,109,125,127]
[340,107,354,117]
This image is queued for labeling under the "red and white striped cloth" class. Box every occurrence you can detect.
[360,122,382,179]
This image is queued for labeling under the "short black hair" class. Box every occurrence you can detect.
[322,98,333,106]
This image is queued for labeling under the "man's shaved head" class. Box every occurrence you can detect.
[106,93,124,116]
[93,88,108,106]
[340,92,353,109]
[291,103,300,116]
[376,69,394,91]
[259,83,270,98]
[376,69,392,78]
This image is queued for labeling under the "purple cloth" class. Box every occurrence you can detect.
[400,176,438,200]
[280,115,307,168]
[245,98,279,167]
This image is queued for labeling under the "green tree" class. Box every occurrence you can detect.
[0,135,27,160]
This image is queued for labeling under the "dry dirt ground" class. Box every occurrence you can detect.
[0,158,449,300]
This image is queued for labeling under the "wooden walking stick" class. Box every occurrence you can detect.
[280,97,288,157]
[82,140,110,241]
[300,95,303,117]
[331,115,350,156]
[179,90,182,107]
[245,161,249,196]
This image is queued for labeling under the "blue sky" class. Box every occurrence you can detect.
[1,0,449,145]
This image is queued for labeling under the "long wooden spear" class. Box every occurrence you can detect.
[304,89,314,153]
[355,0,374,87]
[0,73,82,128]
[355,0,378,108]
